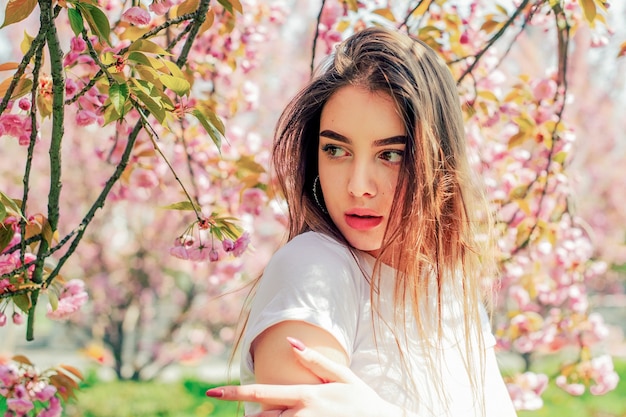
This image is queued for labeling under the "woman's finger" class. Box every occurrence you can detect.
[244,409,289,417]
[287,337,359,384]
[206,384,304,406]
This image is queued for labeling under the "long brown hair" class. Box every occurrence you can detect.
[238,26,495,412]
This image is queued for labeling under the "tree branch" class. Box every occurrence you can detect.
[310,0,327,77]
[456,0,531,85]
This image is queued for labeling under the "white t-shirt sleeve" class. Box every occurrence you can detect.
[242,233,361,376]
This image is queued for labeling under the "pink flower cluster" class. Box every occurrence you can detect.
[46,279,89,320]
[0,112,33,146]
[149,0,185,16]
[1,219,36,312]
[170,230,250,263]
[0,311,25,327]
[316,1,344,54]
[506,372,548,410]
[121,7,151,27]
[556,354,619,396]
[0,361,61,417]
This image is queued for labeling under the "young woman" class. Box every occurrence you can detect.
[206,27,518,417]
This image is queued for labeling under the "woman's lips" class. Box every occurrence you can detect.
[344,210,383,231]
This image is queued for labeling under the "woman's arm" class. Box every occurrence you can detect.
[251,320,349,387]
[208,336,416,417]
[209,337,518,417]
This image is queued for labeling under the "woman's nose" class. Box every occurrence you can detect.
[347,161,376,198]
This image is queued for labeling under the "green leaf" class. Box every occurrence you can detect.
[0,63,19,71]
[160,74,190,96]
[0,191,24,219]
[127,51,151,66]
[0,76,33,101]
[128,39,171,56]
[1,0,38,29]
[236,155,265,174]
[41,218,55,247]
[191,109,222,150]
[109,83,129,115]
[342,0,358,12]
[13,293,32,313]
[161,59,186,80]
[131,79,166,123]
[67,8,84,36]
[0,201,6,223]
[48,289,59,312]
[176,0,199,17]
[578,0,597,24]
[372,8,395,21]
[77,3,111,45]
[102,103,121,125]
[217,0,232,13]
[159,201,201,211]
[0,225,13,253]
[205,110,225,136]
[135,65,163,88]
[218,0,243,13]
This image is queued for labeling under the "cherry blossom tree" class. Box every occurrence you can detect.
[1,0,624,415]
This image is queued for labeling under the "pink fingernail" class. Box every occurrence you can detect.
[286,336,306,351]
[205,388,224,398]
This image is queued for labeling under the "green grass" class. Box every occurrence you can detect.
[62,378,243,417]
[41,356,621,416]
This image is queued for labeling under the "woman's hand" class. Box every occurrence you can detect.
[206,337,408,417]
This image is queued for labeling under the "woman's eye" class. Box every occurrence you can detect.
[380,150,403,163]
[321,144,347,158]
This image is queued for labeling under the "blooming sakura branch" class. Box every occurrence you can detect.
[0,355,82,417]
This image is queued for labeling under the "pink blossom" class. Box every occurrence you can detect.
[65,78,78,99]
[46,279,89,320]
[18,98,31,111]
[507,372,548,410]
[532,79,557,101]
[75,109,100,126]
[232,232,250,257]
[0,363,18,385]
[12,312,24,325]
[581,312,609,345]
[240,188,266,215]
[37,396,62,417]
[589,355,619,395]
[0,113,32,145]
[170,245,189,260]
[319,1,342,29]
[509,285,530,309]
[150,0,176,15]
[1,276,14,291]
[131,168,160,189]
[459,31,470,45]
[187,244,212,262]
[63,51,79,67]
[556,375,585,395]
[7,397,34,414]
[70,36,86,53]
[7,385,34,413]
[209,248,220,262]
[121,6,151,27]
[222,239,235,252]
[34,385,57,402]
[0,312,6,327]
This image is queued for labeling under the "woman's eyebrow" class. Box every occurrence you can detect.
[319,129,406,146]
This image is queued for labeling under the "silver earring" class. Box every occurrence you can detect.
[313,175,327,214]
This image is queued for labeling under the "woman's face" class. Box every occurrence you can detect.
[318,85,406,257]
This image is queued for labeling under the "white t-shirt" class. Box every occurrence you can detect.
[241,232,514,416]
